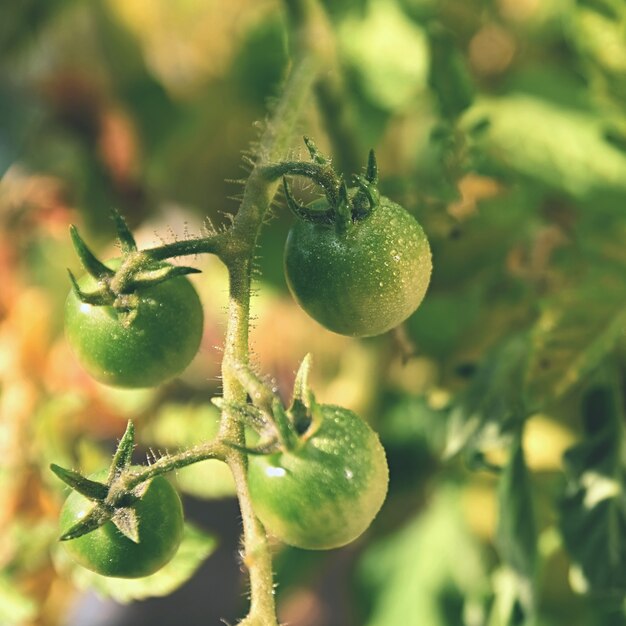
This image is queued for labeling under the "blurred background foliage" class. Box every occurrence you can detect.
[2,0,626,624]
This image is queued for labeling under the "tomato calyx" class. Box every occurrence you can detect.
[222,355,321,457]
[51,421,150,543]
[265,137,380,234]
[68,210,201,322]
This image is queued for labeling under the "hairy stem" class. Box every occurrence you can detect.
[218,3,333,621]
[142,233,228,262]
[124,441,227,490]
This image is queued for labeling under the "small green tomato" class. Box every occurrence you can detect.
[247,404,389,550]
[284,196,432,337]
[59,472,184,578]
[65,260,204,388]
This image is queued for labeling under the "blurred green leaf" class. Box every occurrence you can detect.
[568,0,626,100]
[407,289,482,358]
[426,24,474,120]
[338,0,429,111]
[55,523,217,603]
[445,336,530,459]
[526,276,626,408]
[359,487,489,626]
[491,436,538,625]
[560,384,626,595]
[462,95,626,203]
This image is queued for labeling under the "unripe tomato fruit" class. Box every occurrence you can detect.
[284,196,432,337]
[247,405,389,550]
[59,472,184,578]
[65,261,203,388]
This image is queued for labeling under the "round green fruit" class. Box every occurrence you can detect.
[59,472,184,578]
[284,196,432,337]
[247,404,389,550]
[65,262,203,388]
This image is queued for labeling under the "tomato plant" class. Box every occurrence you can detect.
[246,397,388,550]
[59,471,184,579]
[7,0,626,624]
[64,261,204,388]
[284,194,432,337]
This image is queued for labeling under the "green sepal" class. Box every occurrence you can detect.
[130,264,201,290]
[290,354,315,435]
[69,225,115,279]
[110,209,137,253]
[365,148,378,184]
[303,135,329,165]
[50,464,109,501]
[352,174,380,219]
[59,502,114,541]
[271,397,299,450]
[112,507,141,543]
[67,270,112,306]
[108,421,135,483]
[335,179,352,234]
[283,177,334,225]
[292,353,313,408]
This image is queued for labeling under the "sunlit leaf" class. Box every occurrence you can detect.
[491,436,538,625]
[338,0,429,111]
[55,523,217,602]
[445,336,530,459]
[560,384,626,594]
[462,95,626,202]
[359,487,490,626]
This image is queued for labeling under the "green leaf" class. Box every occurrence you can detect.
[462,95,626,202]
[526,276,626,408]
[359,487,489,626]
[491,436,538,625]
[560,384,626,594]
[487,567,538,626]
[445,336,530,459]
[56,523,217,603]
[497,437,538,581]
[426,23,474,119]
[338,0,429,111]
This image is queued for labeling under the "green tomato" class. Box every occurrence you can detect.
[247,404,389,550]
[65,262,203,388]
[59,472,184,578]
[284,196,432,337]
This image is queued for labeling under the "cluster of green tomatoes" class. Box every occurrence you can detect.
[56,142,432,579]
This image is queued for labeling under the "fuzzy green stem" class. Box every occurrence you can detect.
[218,11,331,621]
[142,233,228,262]
[124,441,227,490]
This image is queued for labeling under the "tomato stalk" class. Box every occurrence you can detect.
[214,2,337,622]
